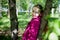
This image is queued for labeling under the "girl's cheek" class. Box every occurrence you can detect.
[32,13,35,16]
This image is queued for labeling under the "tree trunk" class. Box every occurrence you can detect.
[8,0,18,40]
[38,0,53,40]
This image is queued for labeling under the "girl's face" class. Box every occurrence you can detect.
[32,7,40,18]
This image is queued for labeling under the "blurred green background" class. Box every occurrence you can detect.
[0,0,60,40]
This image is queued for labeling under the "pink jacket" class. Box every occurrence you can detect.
[22,15,42,40]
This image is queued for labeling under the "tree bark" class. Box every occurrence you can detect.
[38,0,53,40]
[8,0,18,40]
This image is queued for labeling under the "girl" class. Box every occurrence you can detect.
[22,4,43,40]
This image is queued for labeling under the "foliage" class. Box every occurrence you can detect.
[20,0,28,10]
[1,0,8,8]
[31,0,46,7]
[52,0,58,8]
